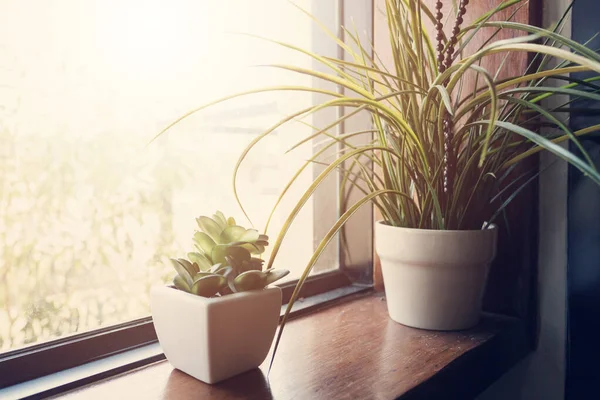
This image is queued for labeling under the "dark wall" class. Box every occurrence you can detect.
[566,0,600,398]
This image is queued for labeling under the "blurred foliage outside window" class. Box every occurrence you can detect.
[0,0,338,352]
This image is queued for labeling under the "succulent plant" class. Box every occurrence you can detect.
[169,211,289,297]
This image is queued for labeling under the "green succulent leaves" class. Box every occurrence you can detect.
[233,270,266,292]
[169,211,289,297]
[196,216,222,243]
[173,274,191,292]
[232,269,290,292]
[187,252,212,271]
[220,225,246,243]
[191,274,227,297]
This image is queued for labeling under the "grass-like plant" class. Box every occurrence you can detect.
[157,0,600,367]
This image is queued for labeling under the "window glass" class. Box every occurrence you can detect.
[0,0,339,352]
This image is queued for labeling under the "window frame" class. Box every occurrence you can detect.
[0,269,356,389]
[0,0,374,389]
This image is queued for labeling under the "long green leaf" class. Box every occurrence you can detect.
[269,189,411,374]
[472,120,600,185]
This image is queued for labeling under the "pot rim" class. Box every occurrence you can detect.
[375,220,497,235]
[156,285,280,304]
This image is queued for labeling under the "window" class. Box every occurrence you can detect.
[0,0,373,388]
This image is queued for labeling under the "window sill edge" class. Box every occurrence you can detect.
[1,285,370,400]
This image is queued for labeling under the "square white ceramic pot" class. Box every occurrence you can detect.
[150,285,282,384]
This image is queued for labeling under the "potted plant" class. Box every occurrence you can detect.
[156,0,600,359]
[150,211,289,384]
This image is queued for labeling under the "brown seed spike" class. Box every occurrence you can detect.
[440,0,470,197]
[435,1,445,73]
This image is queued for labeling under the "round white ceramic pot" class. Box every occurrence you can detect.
[375,221,498,331]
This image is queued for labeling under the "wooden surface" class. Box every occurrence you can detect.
[54,293,528,400]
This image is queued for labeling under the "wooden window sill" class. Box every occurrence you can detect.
[50,292,529,399]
